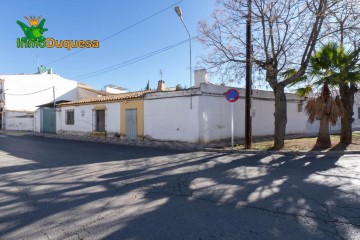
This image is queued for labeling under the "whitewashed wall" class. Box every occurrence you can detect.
[198,95,243,143]
[353,94,360,129]
[0,73,80,131]
[57,102,120,136]
[144,84,312,143]
[4,111,34,131]
[0,74,78,111]
[144,94,200,142]
[34,109,41,132]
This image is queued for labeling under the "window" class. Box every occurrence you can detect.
[358,107,360,119]
[66,109,74,125]
[95,110,105,132]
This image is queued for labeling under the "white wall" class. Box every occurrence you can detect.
[198,96,309,142]
[34,109,41,132]
[144,84,310,143]
[0,73,78,112]
[353,93,360,129]
[57,102,120,136]
[0,73,81,131]
[284,101,309,134]
[198,95,243,142]
[144,96,200,142]
[4,111,34,131]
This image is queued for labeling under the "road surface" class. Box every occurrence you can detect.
[0,134,359,239]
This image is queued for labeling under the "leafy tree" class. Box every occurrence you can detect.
[145,80,150,91]
[175,84,183,91]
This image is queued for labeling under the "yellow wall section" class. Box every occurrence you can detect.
[120,100,144,139]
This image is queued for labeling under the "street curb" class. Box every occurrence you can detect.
[31,133,199,152]
[204,148,360,156]
[2,131,360,155]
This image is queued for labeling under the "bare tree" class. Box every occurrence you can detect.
[198,0,338,149]
[322,0,360,46]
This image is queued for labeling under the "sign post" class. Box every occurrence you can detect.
[225,89,240,148]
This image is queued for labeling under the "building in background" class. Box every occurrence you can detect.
[103,85,129,94]
[0,68,109,132]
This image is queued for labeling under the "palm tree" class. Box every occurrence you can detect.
[310,43,360,144]
[305,81,344,148]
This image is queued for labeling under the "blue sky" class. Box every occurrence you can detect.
[0,0,216,91]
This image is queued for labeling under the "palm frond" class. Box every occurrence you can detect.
[295,85,313,97]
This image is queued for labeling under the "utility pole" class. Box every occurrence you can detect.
[245,0,252,149]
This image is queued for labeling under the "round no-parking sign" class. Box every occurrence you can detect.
[225,89,240,102]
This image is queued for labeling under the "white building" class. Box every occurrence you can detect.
[103,85,129,94]
[53,69,360,144]
[144,82,309,143]
[54,70,307,143]
[0,71,109,132]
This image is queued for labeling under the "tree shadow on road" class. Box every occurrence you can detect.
[0,135,359,240]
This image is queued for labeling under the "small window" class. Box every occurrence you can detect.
[358,107,360,119]
[66,109,74,125]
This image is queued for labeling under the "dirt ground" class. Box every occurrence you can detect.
[234,132,360,151]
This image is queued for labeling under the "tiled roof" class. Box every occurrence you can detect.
[58,90,152,106]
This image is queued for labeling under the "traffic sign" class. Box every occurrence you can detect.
[225,89,240,102]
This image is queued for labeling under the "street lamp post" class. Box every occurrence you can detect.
[174,6,192,88]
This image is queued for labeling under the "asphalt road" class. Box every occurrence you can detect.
[0,134,359,240]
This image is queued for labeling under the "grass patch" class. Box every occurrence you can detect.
[233,131,360,151]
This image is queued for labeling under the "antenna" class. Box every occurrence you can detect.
[159,69,163,79]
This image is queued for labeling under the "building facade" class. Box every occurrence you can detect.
[57,91,147,139]
[0,71,108,132]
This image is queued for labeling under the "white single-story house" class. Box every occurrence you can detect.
[57,91,148,139]
[53,69,358,144]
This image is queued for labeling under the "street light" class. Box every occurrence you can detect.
[174,6,192,88]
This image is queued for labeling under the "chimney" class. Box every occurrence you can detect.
[194,69,209,87]
[157,80,166,91]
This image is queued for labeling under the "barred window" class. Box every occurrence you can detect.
[95,110,105,132]
[66,109,74,125]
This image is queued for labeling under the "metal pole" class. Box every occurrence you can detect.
[179,18,192,88]
[175,6,193,109]
[189,34,192,88]
[231,102,234,148]
[53,86,55,108]
[245,0,252,149]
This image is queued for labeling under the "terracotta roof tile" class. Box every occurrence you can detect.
[58,90,152,106]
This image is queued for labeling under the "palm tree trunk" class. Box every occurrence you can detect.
[316,114,331,148]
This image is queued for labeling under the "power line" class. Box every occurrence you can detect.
[99,0,184,42]
[5,86,53,96]
[74,37,196,80]
[74,38,190,80]
[25,0,185,71]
